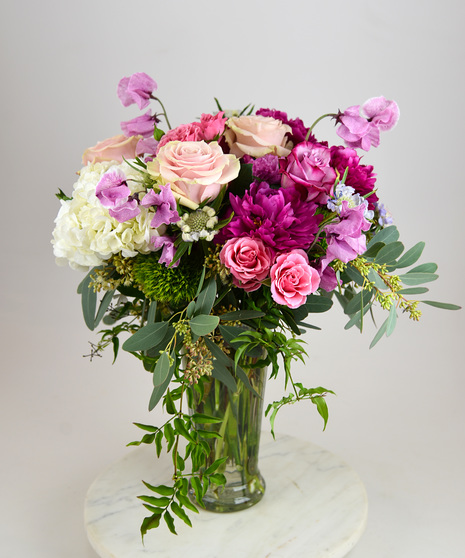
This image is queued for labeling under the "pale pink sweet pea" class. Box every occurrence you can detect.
[108,198,141,222]
[96,168,131,207]
[82,134,141,165]
[270,250,320,308]
[117,72,157,110]
[148,141,240,205]
[121,110,158,138]
[224,115,292,158]
[141,185,180,228]
[220,237,274,292]
[281,142,337,204]
[336,106,380,151]
[361,96,399,131]
[321,201,371,269]
[151,235,179,267]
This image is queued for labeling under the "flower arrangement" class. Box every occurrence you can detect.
[52,72,459,537]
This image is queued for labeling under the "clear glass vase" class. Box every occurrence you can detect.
[190,352,267,513]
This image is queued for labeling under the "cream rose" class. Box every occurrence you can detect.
[82,134,142,165]
[224,115,292,158]
[147,141,240,206]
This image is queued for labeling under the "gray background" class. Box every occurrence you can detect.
[1,1,464,556]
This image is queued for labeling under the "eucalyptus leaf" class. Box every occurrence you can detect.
[194,266,206,298]
[148,367,174,411]
[386,304,397,337]
[367,268,388,290]
[147,300,157,324]
[123,322,170,352]
[186,301,196,319]
[367,225,399,248]
[219,310,265,321]
[374,241,404,265]
[304,294,333,313]
[395,241,425,269]
[362,241,385,259]
[369,317,389,349]
[194,278,217,316]
[398,272,439,286]
[189,314,220,336]
[81,270,97,330]
[94,289,115,329]
[211,360,237,392]
[203,336,233,367]
[397,287,429,295]
[344,289,373,315]
[407,262,438,274]
[345,265,365,287]
[153,352,171,387]
[420,300,461,310]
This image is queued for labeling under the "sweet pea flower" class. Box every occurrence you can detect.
[121,110,159,138]
[270,250,320,308]
[321,201,371,268]
[141,185,180,228]
[362,96,399,131]
[151,235,179,267]
[336,106,379,151]
[336,97,399,151]
[96,169,131,208]
[108,198,141,222]
[117,72,157,110]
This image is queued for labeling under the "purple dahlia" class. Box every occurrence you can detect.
[218,181,322,252]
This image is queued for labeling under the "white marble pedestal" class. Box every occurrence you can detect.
[85,433,367,558]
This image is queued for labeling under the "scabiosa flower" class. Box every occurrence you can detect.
[330,145,378,209]
[375,202,393,227]
[219,181,322,252]
[327,184,374,221]
[178,206,218,242]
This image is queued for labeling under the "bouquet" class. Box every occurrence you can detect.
[52,72,459,537]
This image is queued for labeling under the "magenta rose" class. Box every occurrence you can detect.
[270,250,320,308]
[220,237,273,292]
[281,142,336,204]
[82,134,141,165]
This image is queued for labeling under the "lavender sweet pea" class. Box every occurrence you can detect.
[121,111,159,138]
[141,185,180,229]
[95,169,141,222]
[117,72,157,110]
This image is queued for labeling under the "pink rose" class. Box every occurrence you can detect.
[148,141,240,205]
[270,250,320,308]
[224,115,292,158]
[281,142,337,204]
[157,122,204,150]
[199,112,227,140]
[82,134,141,165]
[220,237,273,292]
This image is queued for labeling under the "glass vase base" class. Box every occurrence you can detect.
[191,474,265,513]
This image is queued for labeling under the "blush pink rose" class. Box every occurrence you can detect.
[224,115,292,158]
[82,134,141,165]
[148,141,240,205]
[220,237,274,292]
[270,250,320,308]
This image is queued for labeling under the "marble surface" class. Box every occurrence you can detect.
[85,432,367,557]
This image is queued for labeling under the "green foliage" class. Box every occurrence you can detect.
[132,251,203,306]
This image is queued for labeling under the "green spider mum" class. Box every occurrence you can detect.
[133,250,204,306]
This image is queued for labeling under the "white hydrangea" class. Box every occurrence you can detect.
[52,161,160,270]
